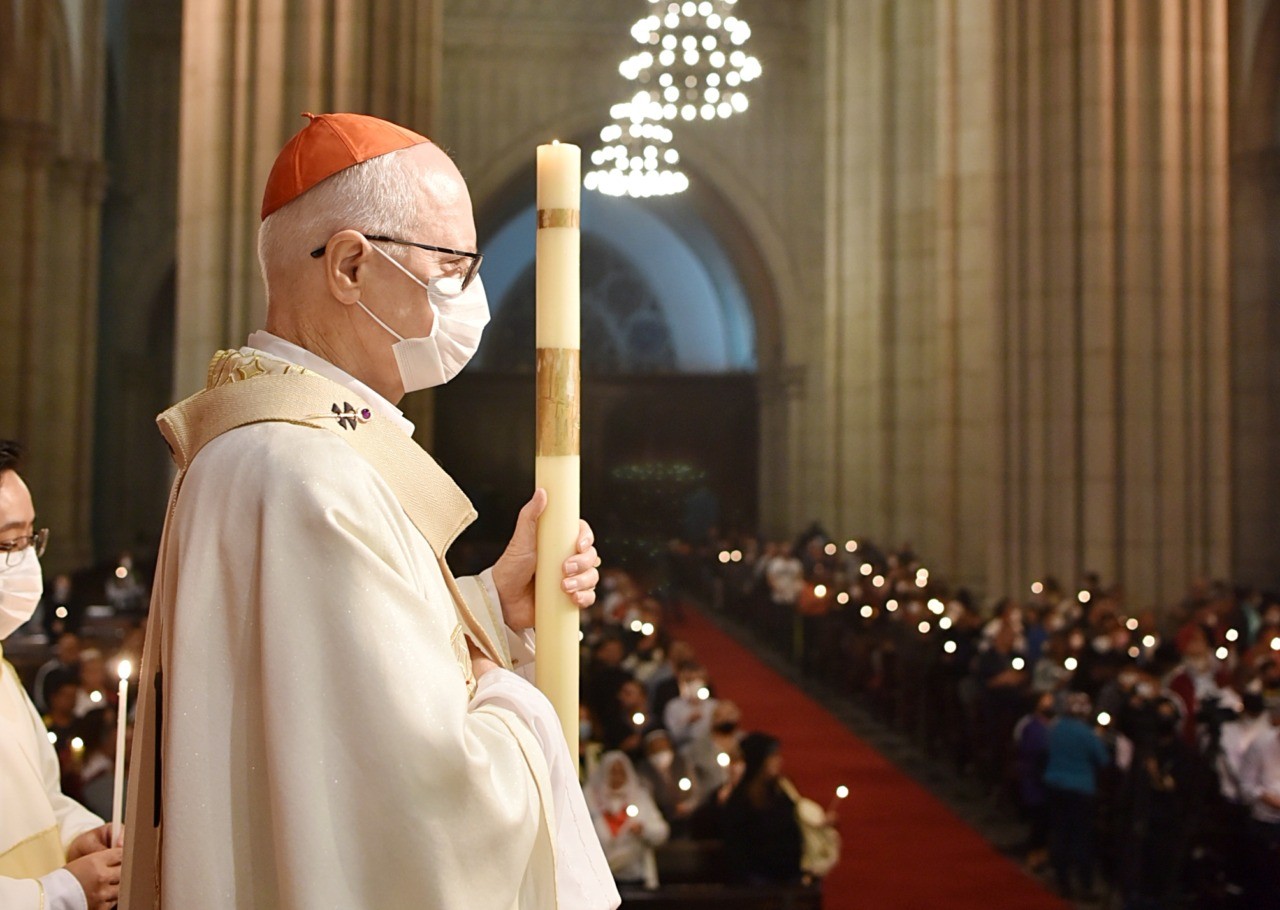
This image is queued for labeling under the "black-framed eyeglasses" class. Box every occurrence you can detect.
[310,234,483,292]
[0,528,48,568]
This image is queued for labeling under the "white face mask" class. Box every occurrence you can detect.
[357,244,490,392]
[649,750,674,772]
[0,547,43,640]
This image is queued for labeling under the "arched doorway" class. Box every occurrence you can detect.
[433,186,760,570]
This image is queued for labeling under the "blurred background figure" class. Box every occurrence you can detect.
[586,751,670,890]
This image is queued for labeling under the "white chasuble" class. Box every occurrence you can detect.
[0,649,103,908]
[121,349,617,910]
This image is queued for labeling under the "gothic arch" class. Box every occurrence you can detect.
[467,112,789,375]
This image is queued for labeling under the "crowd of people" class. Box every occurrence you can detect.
[578,567,838,893]
[6,555,837,900]
[676,527,1280,908]
[12,505,1280,906]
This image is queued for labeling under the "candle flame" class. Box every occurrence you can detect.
[118,659,133,681]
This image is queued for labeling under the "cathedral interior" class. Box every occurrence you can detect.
[5,0,1279,603]
[4,2,1280,908]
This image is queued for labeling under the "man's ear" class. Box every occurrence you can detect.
[322,230,372,306]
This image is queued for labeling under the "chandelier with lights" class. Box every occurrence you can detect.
[585,0,761,198]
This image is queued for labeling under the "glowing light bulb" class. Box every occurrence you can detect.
[626,804,640,818]
[1126,618,1139,631]
[886,600,899,612]
[679,777,692,791]
[48,731,57,744]
[845,540,858,552]
[836,785,849,799]
[1097,712,1112,726]
[1215,646,1229,660]
[730,550,743,562]
[928,598,945,615]
[1226,629,1239,642]
[824,543,837,556]
[1011,657,1025,671]
[814,585,828,598]
[1078,590,1091,604]
[696,686,710,700]
[872,575,885,588]
[632,712,646,725]
[836,592,850,605]
[859,605,873,619]
[89,690,103,704]
[918,621,931,634]
[717,752,730,768]
[939,616,952,630]
[115,566,128,579]
[943,641,957,654]
[860,563,873,576]
[718,550,730,563]
[1142,635,1156,648]
[1031,581,1044,595]
[1065,656,1078,671]
[631,619,643,632]
[642,622,655,636]
[71,736,84,752]
[55,606,68,619]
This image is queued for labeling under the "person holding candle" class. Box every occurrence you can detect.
[121,113,617,910]
[0,440,123,910]
[586,751,670,889]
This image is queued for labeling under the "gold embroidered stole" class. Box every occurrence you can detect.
[0,654,65,881]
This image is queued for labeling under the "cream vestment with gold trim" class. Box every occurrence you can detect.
[0,646,103,909]
[121,348,616,910]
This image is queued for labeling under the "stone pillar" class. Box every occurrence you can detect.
[0,1,107,573]
[821,0,1232,603]
[173,0,443,418]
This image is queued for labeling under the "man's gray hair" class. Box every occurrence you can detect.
[257,147,423,298]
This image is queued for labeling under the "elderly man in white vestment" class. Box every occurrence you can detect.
[120,114,619,910]
[0,440,124,910]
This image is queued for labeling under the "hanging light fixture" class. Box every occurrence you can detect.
[621,0,762,122]
[585,0,761,196]
[583,93,690,198]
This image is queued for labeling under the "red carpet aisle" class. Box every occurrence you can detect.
[672,608,1069,910]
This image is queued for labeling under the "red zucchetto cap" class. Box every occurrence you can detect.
[260,112,432,220]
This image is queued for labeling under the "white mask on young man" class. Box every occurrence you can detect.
[356,243,490,392]
[0,547,43,640]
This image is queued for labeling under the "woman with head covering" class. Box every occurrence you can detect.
[720,732,804,885]
[585,751,670,889]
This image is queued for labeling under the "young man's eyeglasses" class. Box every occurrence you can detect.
[1,528,48,568]
[310,234,483,293]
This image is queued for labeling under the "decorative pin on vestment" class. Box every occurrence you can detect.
[330,402,373,431]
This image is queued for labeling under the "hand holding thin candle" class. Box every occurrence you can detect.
[112,659,132,849]
[825,785,848,824]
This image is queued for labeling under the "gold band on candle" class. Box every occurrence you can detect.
[536,348,581,456]
[537,208,581,229]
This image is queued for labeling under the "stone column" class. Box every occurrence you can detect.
[0,1,107,573]
[821,0,1232,603]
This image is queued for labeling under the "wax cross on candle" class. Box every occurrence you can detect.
[112,659,132,848]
